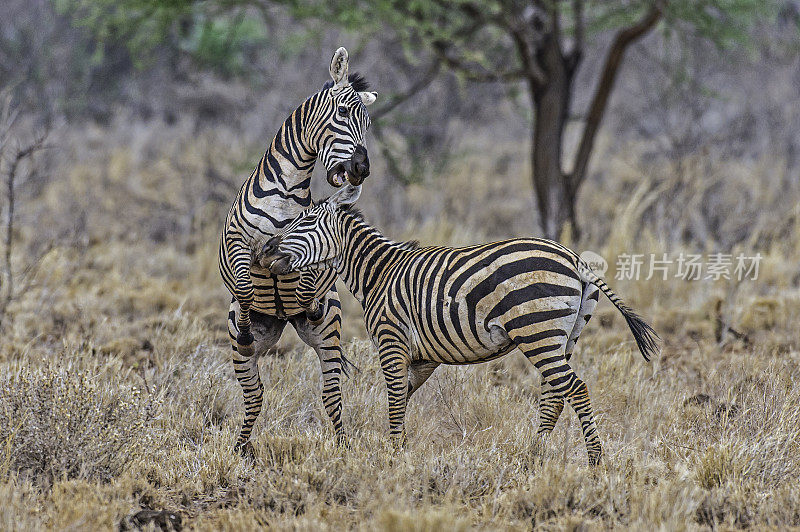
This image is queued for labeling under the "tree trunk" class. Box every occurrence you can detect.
[527,4,662,242]
[530,37,571,241]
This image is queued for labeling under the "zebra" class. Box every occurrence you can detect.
[258,185,659,466]
[219,48,378,455]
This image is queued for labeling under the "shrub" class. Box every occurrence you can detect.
[0,362,157,485]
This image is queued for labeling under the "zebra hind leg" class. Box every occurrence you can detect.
[291,292,347,443]
[512,336,603,467]
[537,377,565,437]
[564,283,600,361]
[562,373,603,466]
[536,283,600,439]
[228,299,286,457]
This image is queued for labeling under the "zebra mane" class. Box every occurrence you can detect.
[339,205,419,250]
[341,203,366,221]
[322,72,370,92]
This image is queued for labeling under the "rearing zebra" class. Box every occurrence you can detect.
[259,185,659,466]
[219,48,377,454]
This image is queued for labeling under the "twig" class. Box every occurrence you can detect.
[0,110,50,322]
[370,61,442,121]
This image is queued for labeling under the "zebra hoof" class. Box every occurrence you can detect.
[531,434,548,460]
[390,433,407,452]
[235,440,255,461]
[237,328,254,346]
[236,329,255,356]
[588,450,603,468]
[335,433,350,450]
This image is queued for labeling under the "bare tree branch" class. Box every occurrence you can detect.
[432,46,527,83]
[568,1,665,196]
[494,3,550,86]
[370,61,442,121]
[504,21,548,87]
[1,124,49,321]
[0,91,20,150]
[402,0,537,85]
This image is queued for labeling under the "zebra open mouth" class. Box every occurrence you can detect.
[326,162,350,187]
[326,147,370,187]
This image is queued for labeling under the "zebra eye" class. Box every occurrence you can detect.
[337,105,349,118]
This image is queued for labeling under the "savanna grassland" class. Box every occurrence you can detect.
[2,1,800,526]
[0,104,798,531]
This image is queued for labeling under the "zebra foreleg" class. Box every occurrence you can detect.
[377,335,410,448]
[292,293,346,442]
[296,271,325,324]
[228,300,286,455]
[228,241,257,356]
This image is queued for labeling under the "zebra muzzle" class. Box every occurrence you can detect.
[266,255,291,275]
[258,236,290,273]
[348,145,370,185]
[325,146,370,187]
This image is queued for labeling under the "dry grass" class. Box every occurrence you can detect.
[0,119,798,530]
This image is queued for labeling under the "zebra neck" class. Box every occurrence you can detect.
[247,107,317,228]
[336,215,408,304]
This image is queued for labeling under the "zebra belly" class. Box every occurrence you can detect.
[249,264,336,317]
[399,284,515,364]
[404,304,514,364]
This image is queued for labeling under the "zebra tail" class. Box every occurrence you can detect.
[577,261,660,361]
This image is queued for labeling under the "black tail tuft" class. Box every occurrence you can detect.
[620,307,659,361]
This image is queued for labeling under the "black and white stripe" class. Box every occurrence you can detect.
[262,186,659,466]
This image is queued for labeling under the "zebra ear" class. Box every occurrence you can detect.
[327,184,361,208]
[358,91,377,106]
[329,47,349,91]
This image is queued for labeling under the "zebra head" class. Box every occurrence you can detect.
[315,48,377,188]
[259,185,361,275]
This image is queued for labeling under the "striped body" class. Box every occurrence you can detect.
[218,49,376,454]
[264,187,658,465]
[373,240,585,364]
[245,270,336,317]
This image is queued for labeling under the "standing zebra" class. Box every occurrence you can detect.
[219,48,377,455]
[259,185,659,466]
